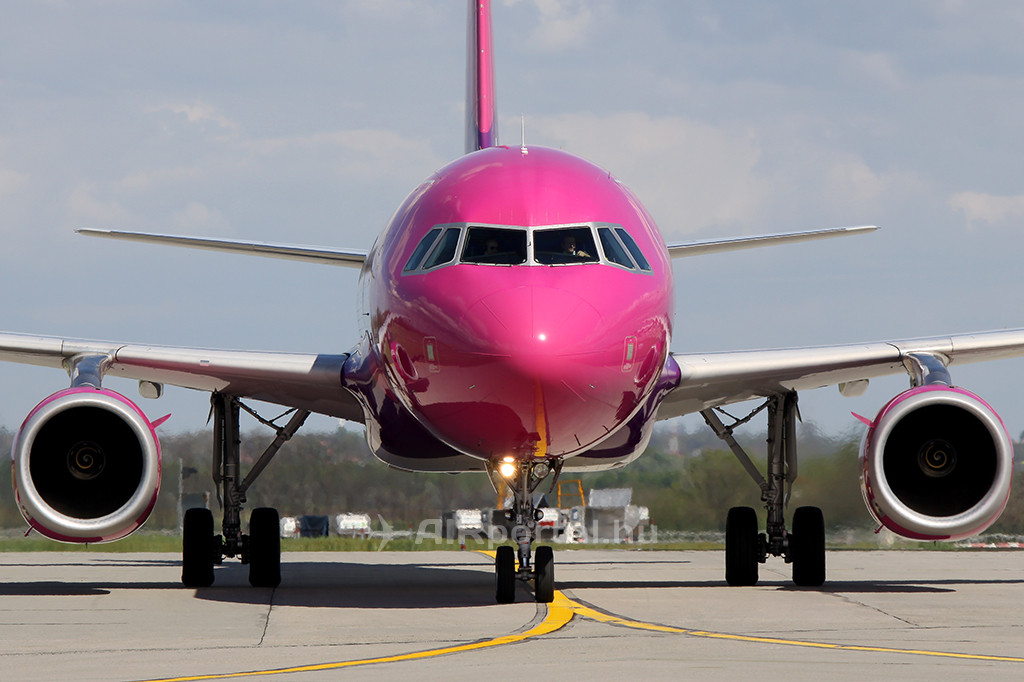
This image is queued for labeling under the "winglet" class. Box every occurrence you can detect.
[465,0,498,153]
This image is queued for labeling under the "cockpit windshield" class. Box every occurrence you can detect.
[461,227,527,265]
[402,223,651,274]
[533,227,599,265]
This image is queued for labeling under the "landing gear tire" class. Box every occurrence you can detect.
[725,506,759,586]
[495,545,516,603]
[791,506,826,587]
[182,507,216,588]
[248,507,281,588]
[534,545,554,603]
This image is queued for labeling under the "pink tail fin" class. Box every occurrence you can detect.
[465,0,498,153]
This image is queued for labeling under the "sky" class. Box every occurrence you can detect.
[2,0,1024,442]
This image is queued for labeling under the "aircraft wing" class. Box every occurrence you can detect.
[659,328,1024,418]
[665,225,877,258]
[0,331,364,422]
[78,229,368,268]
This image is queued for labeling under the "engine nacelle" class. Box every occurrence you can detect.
[12,388,162,543]
[859,385,1013,541]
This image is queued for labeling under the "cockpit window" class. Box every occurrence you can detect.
[461,227,527,265]
[403,222,652,275]
[404,228,442,272]
[533,227,599,265]
[421,227,462,270]
[614,228,651,271]
[598,227,635,269]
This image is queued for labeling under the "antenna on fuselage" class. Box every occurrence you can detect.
[521,114,528,155]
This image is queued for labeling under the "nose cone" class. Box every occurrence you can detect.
[433,285,638,458]
[466,285,603,358]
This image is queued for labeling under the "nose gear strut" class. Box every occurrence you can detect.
[488,458,560,603]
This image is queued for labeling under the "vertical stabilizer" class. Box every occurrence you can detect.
[465,0,498,153]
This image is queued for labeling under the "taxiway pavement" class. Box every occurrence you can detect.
[1,549,1021,681]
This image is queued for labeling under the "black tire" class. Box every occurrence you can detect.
[534,546,554,603]
[182,507,215,588]
[495,545,516,603]
[725,506,759,586]
[791,506,826,587]
[248,507,281,588]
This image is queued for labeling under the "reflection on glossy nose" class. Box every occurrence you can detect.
[467,286,602,357]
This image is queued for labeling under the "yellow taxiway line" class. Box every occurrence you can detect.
[141,594,574,681]
[557,592,1024,663]
[140,558,1024,680]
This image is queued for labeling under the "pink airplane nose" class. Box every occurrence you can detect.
[455,285,619,456]
[465,285,603,359]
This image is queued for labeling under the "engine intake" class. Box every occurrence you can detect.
[859,385,1013,541]
[12,388,162,543]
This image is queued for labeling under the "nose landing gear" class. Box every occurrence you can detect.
[489,458,559,603]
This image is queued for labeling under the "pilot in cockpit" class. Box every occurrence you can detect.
[562,234,590,258]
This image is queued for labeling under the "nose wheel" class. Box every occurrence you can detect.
[489,458,559,603]
[533,545,555,602]
[495,545,516,603]
[494,544,556,603]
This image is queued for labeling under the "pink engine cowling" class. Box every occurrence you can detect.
[859,385,1013,541]
[11,388,162,543]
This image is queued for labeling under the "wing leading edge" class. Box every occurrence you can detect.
[78,229,367,268]
[658,327,1024,419]
[0,332,364,422]
[666,225,877,258]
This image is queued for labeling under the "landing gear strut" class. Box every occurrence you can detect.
[181,392,308,588]
[702,391,826,587]
[489,458,559,603]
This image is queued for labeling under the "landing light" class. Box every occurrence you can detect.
[498,457,517,478]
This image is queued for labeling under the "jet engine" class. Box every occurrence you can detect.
[12,388,162,543]
[859,385,1013,541]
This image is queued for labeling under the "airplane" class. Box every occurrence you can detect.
[3,0,1022,603]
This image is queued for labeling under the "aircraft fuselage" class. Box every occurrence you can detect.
[354,146,673,471]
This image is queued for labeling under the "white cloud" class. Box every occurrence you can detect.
[152,102,237,130]
[949,191,1024,229]
[68,184,134,227]
[119,166,206,192]
[524,112,769,236]
[344,0,422,18]
[246,129,440,181]
[169,202,229,235]
[0,167,29,199]
[504,0,603,51]
[845,51,902,90]
[520,111,927,238]
[825,155,886,203]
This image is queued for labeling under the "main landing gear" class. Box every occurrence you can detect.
[702,391,826,587]
[490,458,559,604]
[181,392,309,589]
